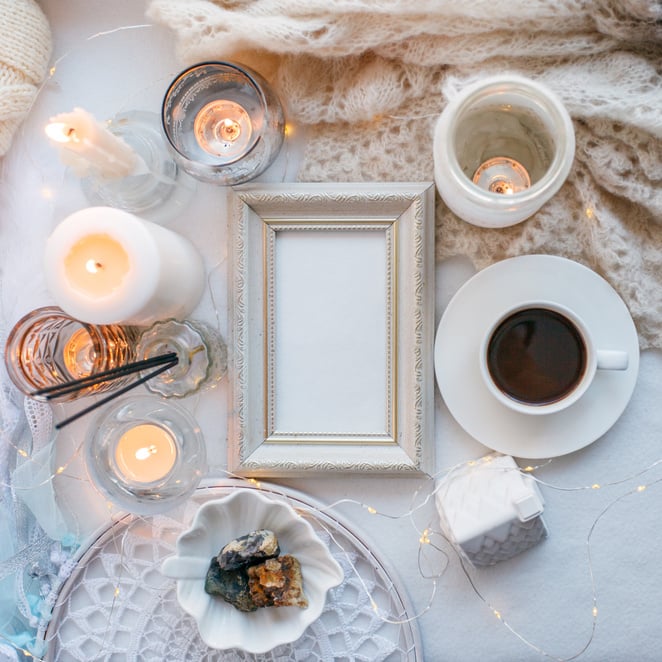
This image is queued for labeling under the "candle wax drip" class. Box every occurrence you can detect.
[472,156,531,194]
[194,100,253,158]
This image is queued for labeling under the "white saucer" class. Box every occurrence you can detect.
[434,255,640,458]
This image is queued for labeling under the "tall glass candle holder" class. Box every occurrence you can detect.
[85,395,206,515]
[3,306,138,401]
[161,61,285,185]
[434,75,575,228]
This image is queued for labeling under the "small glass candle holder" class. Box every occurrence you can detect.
[80,110,189,218]
[161,61,285,185]
[136,319,228,398]
[85,395,206,515]
[434,74,575,228]
[3,306,138,401]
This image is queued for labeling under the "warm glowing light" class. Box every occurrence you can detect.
[585,208,595,219]
[85,259,102,273]
[591,483,601,489]
[45,122,77,144]
[592,606,598,617]
[367,506,377,514]
[493,609,502,620]
[115,424,177,484]
[637,485,647,493]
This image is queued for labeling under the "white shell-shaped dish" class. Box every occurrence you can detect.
[160,490,344,653]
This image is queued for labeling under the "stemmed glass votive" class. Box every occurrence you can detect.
[85,395,206,515]
[136,319,228,398]
[161,61,285,185]
[434,74,575,228]
[3,306,138,402]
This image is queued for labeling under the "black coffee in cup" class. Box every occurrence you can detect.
[486,307,587,406]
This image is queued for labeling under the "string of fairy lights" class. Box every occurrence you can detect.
[1,20,660,662]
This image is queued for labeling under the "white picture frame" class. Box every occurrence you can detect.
[228,183,435,476]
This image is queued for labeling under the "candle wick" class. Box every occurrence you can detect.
[85,259,104,273]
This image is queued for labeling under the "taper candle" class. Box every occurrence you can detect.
[46,107,138,179]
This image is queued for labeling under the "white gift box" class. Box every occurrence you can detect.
[435,453,547,566]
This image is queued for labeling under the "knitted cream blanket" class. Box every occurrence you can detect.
[0,0,51,157]
[148,0,662,348]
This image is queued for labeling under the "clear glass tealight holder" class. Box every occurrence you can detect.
[80,110,192,221]
[161,61,285,185]
[433,74,575,228]
[136,319,228,398]
[85,395,206,515]
[3,306,138,401]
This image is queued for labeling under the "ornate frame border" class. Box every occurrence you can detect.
[228,183,435,475]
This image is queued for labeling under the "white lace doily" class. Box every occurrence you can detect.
[41,481,422,661]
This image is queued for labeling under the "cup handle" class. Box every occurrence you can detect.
[161,555,210,579]
[596,350,628,371]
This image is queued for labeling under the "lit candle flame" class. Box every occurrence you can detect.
[45,121,78,144]
[135,444,158,461]
[85,259,103,274]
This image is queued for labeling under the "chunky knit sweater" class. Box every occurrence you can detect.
[0,0,51,156]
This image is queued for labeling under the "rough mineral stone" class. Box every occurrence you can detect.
[204,557,257,612]
[217,529,280,570]
[247,555,308,609]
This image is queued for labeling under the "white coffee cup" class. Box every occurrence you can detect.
[479,301,628,415]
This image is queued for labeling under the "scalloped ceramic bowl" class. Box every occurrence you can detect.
[160,490,344,653]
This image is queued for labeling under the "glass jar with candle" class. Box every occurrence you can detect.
[4,306,138,401]
[161,61,285,185]
[85,395,206,515]
[433,75,575,228]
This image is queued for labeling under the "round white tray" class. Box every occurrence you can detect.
[43,480,423,661]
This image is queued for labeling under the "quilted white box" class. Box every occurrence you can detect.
[435,453,547,566]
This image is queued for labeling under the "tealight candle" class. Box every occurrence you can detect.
[46,107,138,179]
[162,61,285,185]
[3,306,136,401]
[86,395,206,515]
[434,75,575,228]
[114,423,177,484]
[44,206,205,325]
[194,99,253,159]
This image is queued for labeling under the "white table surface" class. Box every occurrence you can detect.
[3,1,662,660]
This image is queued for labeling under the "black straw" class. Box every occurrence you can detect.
[30,352,178,398]
[54,358,178,430]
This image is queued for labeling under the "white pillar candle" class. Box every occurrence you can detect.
[45,107,137,179]
[44,206,205,325]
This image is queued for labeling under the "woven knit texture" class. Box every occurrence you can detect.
[0,0,52,157]
[146,0,662,350]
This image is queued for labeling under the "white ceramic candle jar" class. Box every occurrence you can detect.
[434,75,575,228]
[44,206,205,325]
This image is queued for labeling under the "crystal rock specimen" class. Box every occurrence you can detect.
[217,529,280,570]
[204,557,258,612]
[247,555,308,609]
[204,530,308,612]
